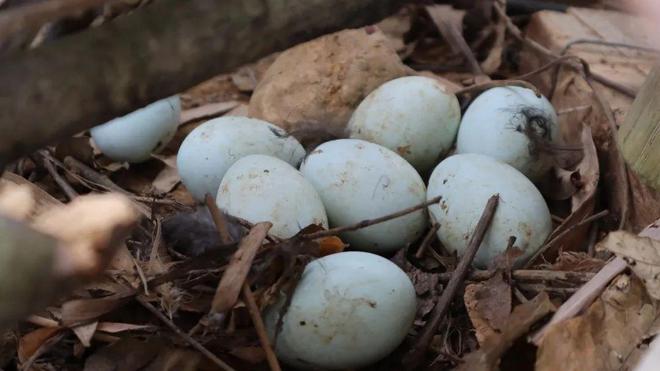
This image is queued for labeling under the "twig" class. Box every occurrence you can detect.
[415,223,440,259]
[41,152,78,200]
[136,296,236,371]
[436,269,595,283]
[455,79,541,97]
[404,194,499,368]
[527,210,609,267]
[514,55,579,81]
[494,2,636,98]
[517,283,577,295]
[302,196,441,240]
[425,5,485,77]
[559,39,660,58]
[242,284,282,371]
[205,194,234,245]
[531,256,627,344]
[63,156,126,194]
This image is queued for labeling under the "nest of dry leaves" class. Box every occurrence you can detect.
[1,0,660,370]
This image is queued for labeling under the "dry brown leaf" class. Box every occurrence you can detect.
[179,101,240,125]
[61,292,134,327]
[533,125,599,263]
[537,275,657,371]
[18,326,64,363]
[229,346,266,364]
[459,292,555,371]
[96,322,154,333]
[464,273,512,344]
[72,321,98,347]
[601,231,660,300]
[83,337,164,371]
[143,348,202,371]
[211,222,271,313]
[316,236,346,256]
[150,155,180,194]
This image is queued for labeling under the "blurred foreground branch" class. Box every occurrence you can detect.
[0,0,406,165]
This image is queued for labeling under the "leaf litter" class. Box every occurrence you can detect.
[0,1,659,370]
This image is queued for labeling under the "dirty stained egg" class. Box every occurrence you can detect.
[299,139,428,253]
[216,154,328,239]
[427,153,552,268]
[263,251,417,370]
[347,76,461,172]
[456,86,559,180]
[176,116,306,202]
[90,96,181,163]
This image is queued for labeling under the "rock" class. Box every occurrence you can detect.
[248,27,410,136]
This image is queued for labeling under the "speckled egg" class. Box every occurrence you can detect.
[177,116,306,202]
[216,155,327,239]
[299,139,427,253]
[263,251,417,370]
[348,76,460,172]
[427,153,552,268]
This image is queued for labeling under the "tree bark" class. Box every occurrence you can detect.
[0,0,406,165]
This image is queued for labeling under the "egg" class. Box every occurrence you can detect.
[263,251,416,370]
[347,76,460,172]
[455,86,559,180]
[90,96,181,163]
[216,155,328,239]
[177,116,306,202]
[427,153,552,268]
[300,139,427,253]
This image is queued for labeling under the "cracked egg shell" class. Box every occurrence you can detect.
[263,251,416,370]
[427,153,552,268]
[299,139,427,253]
[456,86,559,180]
[216,154,327,239]
[177,116,306,202]
[347,76,460,172]
[91,96,180,163]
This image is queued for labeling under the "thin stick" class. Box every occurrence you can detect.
[205,193,234,245]
[404,194,499,368]
[42,153,78,200]
[559,39,660,58]
[436,269,595,283]
[494,2,636,98]
[455,79,541,97]
[415,223,440,259]
[242,284,282,371]
[136,296,236,371]
[302,196,441,240]
[63,156,127,194]
[526,210,609,267]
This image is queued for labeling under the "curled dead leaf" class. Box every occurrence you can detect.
[601,230,660,300]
